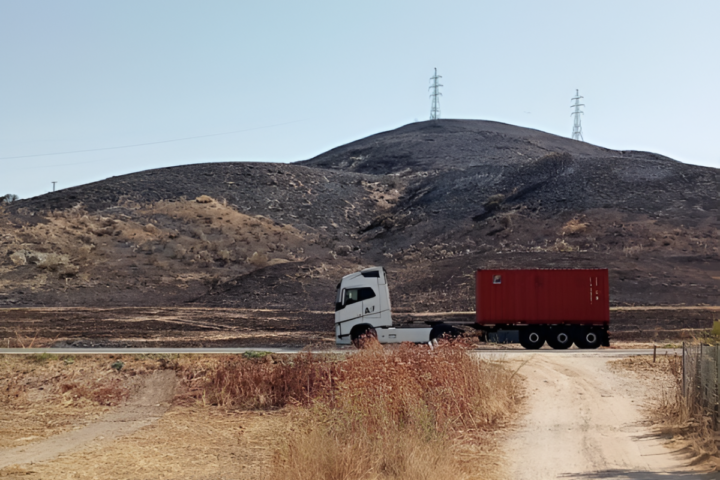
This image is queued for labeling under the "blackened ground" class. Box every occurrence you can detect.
[1,307,335,349]
[1,306,716,349]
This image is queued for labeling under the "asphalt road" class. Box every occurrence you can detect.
[0,347,680,357]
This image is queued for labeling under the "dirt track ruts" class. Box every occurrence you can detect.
[505,355,719,479]
[0,370,176,470]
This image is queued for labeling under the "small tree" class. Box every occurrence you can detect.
[0,194,19,204]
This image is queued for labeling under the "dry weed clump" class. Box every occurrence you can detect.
[271,344,519,480]
[172,345,518,479]
[552,238,579,252]
[561,218,588,235]
[175,353,338,409]
[1,354,171,408]
[330,343,514,433]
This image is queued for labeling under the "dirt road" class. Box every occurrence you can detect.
[505,354,720,479]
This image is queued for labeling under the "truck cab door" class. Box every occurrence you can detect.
[360,286,381,320]
[336,287,363,323]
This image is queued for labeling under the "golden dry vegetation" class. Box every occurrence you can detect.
[0,345,521,480]
[0,354,164,448]
[0,196,318,297]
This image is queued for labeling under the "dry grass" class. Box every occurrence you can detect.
[0,198,315,294]
[267,344,517,480]
[172,344,520,479]
[175,352,339,409]
[561,217,588,235]
[0,354,167,448]
[611,354,720,465]
[611,354,686,421]
[0,349,519,479]
[0,406,285,480]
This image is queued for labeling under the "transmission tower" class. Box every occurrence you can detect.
[571,89,584,141]
[429,68,443,120]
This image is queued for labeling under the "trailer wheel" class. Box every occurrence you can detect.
[430,325,462,342]
[351,326,378,349]
[546,329,573,350]
[574,329,603,349]
[519,328,545,350]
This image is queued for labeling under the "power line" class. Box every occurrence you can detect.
[0,119,304,161]
[429,68,443,120]
[571,89,584,141]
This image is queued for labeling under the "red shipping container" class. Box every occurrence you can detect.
[475,269,609,326]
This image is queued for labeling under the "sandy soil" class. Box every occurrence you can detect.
[0,370,176,470]
[504,354,720,479]
[0,407,285,480]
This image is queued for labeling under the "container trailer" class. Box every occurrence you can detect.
[334,266,609,349]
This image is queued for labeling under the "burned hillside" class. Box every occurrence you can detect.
[1,119,719,313]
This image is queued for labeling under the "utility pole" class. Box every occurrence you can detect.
[571,89,584,141]
[52,181,56,192]
[429,68,443,121]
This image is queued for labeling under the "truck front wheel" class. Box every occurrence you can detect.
[351,326,378,349]
[519,328,545,350]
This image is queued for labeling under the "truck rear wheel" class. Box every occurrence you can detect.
[519,328,545,350]
[574,329,603,349]
[546,329,573,350]
[351,326,378,349]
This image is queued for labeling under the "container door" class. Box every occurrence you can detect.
[591,276,602,303]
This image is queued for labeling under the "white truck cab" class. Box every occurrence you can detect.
[335,266,433,346]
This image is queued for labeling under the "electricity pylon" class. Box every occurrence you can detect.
[571,89,584,141]
[429,68,443,120]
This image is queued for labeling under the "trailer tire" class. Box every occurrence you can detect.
[351,326,378,349]
[519,328,545,350]
[430,324,462,342]
[546,329,573,350]
[574,329,603,349]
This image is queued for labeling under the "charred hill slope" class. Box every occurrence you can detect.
[1,119,719,312]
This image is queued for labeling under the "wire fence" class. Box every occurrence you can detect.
[683,343,720,428]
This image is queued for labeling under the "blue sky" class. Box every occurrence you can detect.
[1,0,719,199]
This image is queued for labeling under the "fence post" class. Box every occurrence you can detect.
[701,343,704,409]
[716,346,720,430]
[683,342,686,395]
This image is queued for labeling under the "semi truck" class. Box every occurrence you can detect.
[335,266,610,350]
